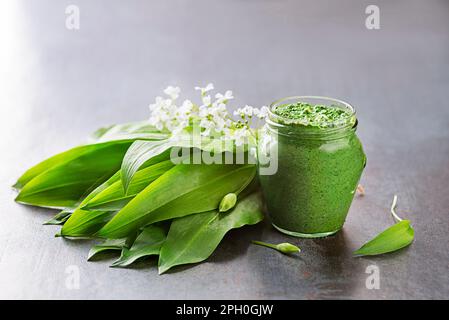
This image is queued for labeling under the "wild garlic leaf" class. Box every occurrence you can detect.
[354,195,414,256]
[87,238,128,261]
[158,192,264,274]
[13,125,158,192]
[15,141,132,209]
[90,121,168,143]
[111,224,167,267]
[83,160,174,211]
[46,171,121,227]
[98,164,256,239]
[13,143,106,191]
[120,140,174,193]
[14,121,167,193]
[353,220,414,256]
[43,210,72,225]
[60,156,172,237]
[61,210,116,238]
[119,132,239,193]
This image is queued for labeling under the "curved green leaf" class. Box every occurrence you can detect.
[14,143,102,191]
[60,155,173,237]
[119,133,242,194]
[43,210,72,225]
[158,192,264,274]
[15,141,132,209]
[98,164,256,239]
[111,224,167,267]
[14,121,166,191]
[90,121,167,143]
[120,140,173,193]
[45,170,123,227]
[59,171,125,237]
[59,172,125,237]
[87,238,127,260]
[83,160,174,211]
[353,220,414,256]
[61,210,115,238]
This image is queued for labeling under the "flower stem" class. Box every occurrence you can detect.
[252,240,300,254]
[390,194,403,222]
[252,240,278,250]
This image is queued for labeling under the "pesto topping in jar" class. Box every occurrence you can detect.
[273,102,355,128]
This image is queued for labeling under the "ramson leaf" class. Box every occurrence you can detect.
[119,132,241,193]
[120,140,174,193]
[60,210,115,238]
[111,224,167,267]
[353,220,414,256]
[158,192,264,274]
[98,164,256,239]
[87,238,128,260]
[43,210,72,225]
[83,160,174,211]
[90,121,168,143]
[15,141,132,209]
[60,154,172,237]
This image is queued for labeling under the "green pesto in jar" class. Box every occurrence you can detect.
[259,97,366,238]
[273,102,356,128]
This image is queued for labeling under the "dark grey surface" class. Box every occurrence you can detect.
[1,0,448,299]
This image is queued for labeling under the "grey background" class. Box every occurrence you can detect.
[1,0,448,299]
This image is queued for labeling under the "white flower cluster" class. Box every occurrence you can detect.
[148,84,268,146]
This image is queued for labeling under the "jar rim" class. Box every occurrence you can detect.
[266,96,357,139]
[269,95,356,127]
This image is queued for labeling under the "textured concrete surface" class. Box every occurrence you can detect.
[0,0,448,299]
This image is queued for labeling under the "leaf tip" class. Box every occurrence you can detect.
[14,192,23,203]
[158,266,168,275]
[12,181,23,191]
[352,250,363,257]
[87,252,95,261]
[110,259,124,268]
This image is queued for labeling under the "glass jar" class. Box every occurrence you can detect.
[258,96,366,238]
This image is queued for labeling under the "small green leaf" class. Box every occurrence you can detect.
[158,192,264,274]
[354,195,414,256]
[111,224,167,267]
[88,238,128,260]
[98,164,256,239]
[43,210,72,225]
[252,241,300,254]
[219,193,237,212]
[353,220,414,256]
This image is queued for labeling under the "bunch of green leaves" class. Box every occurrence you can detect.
[14,122,263,273]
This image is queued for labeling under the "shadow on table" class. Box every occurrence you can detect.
[248,227,368,299]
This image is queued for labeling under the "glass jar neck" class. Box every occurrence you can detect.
[266,116,357,141]
[267,96,357,141]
